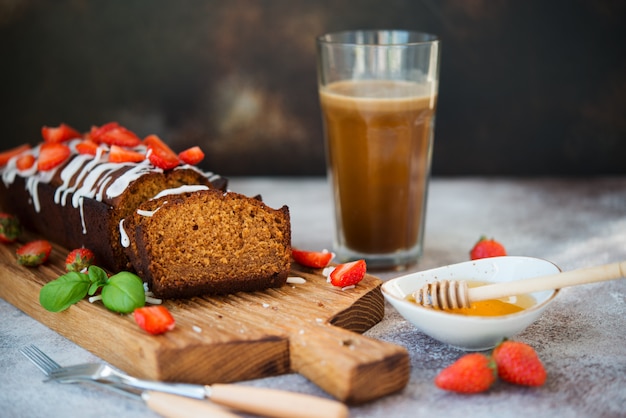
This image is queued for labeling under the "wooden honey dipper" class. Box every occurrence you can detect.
[414,260,626,310]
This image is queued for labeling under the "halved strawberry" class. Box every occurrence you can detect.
[75,139,100,156]
[0,144,31,167]
[109,144,146,163]
[133,305,176,335]
[37,142,71,171]
[90,122,142,147]
[144,134,180,170]
[41,123,82,143]
[178,146,205,165]
[292,248,334,269]
[329,259,367,288]
[16,240,52,267]
[0,213,21,243]
[16,153,36,171]
[65,248,96,272]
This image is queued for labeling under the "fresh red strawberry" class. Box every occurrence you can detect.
[329,259,366,288]
[133,305,176,335]
[435,353,497,393]
[0,144,31,167]
[90,122,142,147]
[65,248,96,272]
[16,153,36,171]
[178,146,205,165]
[75,139,100,156]
[492,340,547,386]
[0,213,21,243]
[41,123,82,143]
[37,142,71,171]
[470,236,507,260]
[292,248,334,269]
[16,240,52,267]
[108,145,146,163]
[144,134,180,170]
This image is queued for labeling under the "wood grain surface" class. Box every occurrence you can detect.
[0,236,409,404]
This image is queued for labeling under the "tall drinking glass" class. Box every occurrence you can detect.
[317,30,440,270]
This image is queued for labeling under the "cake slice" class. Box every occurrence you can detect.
[122,188,291,298]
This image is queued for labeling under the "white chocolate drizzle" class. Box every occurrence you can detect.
[0,141,222,239]
[119,219,130,248]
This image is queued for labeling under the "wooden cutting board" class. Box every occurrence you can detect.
[0,236,409,404]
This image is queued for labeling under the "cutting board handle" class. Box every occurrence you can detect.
[290,321,409,404]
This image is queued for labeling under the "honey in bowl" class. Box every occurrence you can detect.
[407,280,537,317]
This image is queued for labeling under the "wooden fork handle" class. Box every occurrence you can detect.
[208,383,349,418]
[142,391,240,418]
[468,260,626,303]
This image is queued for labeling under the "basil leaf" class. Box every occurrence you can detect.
[87,265,109,296]
[39,272,91,312]
[101,272,145,313]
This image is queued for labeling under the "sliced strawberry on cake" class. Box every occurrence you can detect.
[144,134,180,170]
[37,142,71,171]
[15,153,36,171]
[0,144,31,167]
[109,145,146,163]
[90,122,142,147]
[178,146,205,165]
[41,123,82,143]
[75,139,100,156]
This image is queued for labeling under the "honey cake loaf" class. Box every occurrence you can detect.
[122,188,291,298]
[0,135,226,272]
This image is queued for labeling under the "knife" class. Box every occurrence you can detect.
[49,369,349,418]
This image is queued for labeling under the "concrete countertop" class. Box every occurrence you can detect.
[1,177,625,418]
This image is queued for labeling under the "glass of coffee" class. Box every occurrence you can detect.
[317,30,440,270]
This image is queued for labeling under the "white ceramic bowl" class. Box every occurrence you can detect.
[382,256,560,351]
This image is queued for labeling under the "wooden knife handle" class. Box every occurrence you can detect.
[209,384,349,418]
[142,391,240,418]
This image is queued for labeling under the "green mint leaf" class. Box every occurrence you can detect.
[39,272,91,312]
[88,281,101,296]
[86,265,109,296]
[101,271,145,313]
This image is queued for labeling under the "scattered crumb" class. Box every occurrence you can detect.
[192,325,202,333]
[287,276,306,284]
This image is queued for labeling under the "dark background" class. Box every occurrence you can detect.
[1,0,624,177]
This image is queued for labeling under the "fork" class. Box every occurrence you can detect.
[20,345,241,418]
[46,361,350,418]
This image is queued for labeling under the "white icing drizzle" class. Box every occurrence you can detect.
[137,208,160,217]
[55,153,97,206]
[151,184,209,200]
[106,160,162,199]
[119,219,130,248]
[0,139,222,237]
